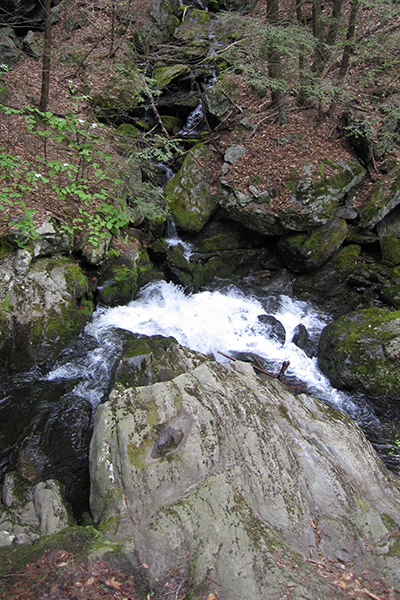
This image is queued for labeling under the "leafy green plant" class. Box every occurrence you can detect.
[0,103,121,246]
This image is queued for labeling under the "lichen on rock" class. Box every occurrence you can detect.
[90,352,400,598]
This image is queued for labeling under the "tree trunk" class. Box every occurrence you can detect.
[39,0,51,112]
[339,0,359,79]
[326,0,343,46]
[296,0,307,106]
[312,0,327,73]
[267,0,287,125]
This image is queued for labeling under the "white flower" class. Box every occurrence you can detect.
[78,118,84,124]
[63,163,69,167]
[90,123,98,129]
[34,173,41,178]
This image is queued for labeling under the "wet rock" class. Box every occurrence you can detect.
[277,218,348,274]
[318,307,400,398]
[97,241,140,306]
[41,394,93,517]
[112,335,206,389]
[359,166,400,229]
[292,323,315,357]
[166,244,202,291]
[257,314,286,344]
[201,248,271,284]
[90,355,400,598]
[165,144,218,232]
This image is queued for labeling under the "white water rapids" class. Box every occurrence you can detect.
[85,279,349,408]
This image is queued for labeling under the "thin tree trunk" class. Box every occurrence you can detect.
[39,0,51,112]
[339,0,359,79]
[326,0,343,46]
[296,0,307,106]
[267,0,287,125]
[312,0,326,73]
[108,0,116,58]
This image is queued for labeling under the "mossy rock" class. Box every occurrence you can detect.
[294,244,361,298]
[166,245,198,289]
[137,249,165,289]
[161,114,184,134]
[379,285,400,309]
[91,66,146,119]
[0,256,91,374]
[203,74,239,118]
[318,306,400,398]
[153,64,191,89]
[165,144,218,232]
[376,204,400,266]
[277,218,348,274]
[117,123,140,139]
[201,248,270,284]
[359,166,400,229]
[133,0,180,52]
[280,160,366,231]
[0,526,133,595]
[97,260,138,307]
[174,8,211,44]
[113,334,206,388]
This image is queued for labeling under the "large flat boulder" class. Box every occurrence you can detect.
[90,354,400,599]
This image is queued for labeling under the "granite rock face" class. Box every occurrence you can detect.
[90,351,400,599]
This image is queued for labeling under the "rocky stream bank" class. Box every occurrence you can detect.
[2,0,400,597]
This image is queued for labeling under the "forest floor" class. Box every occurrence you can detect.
[1,0,399,240]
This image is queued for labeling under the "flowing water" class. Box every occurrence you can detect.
[51,279,400,470]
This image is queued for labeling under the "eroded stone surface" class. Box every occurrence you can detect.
[90,354,400,599]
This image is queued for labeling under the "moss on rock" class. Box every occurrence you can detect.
[165,144,218,232]
[318,307,400,397]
